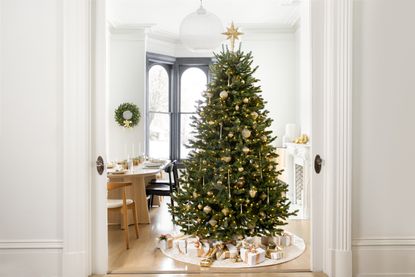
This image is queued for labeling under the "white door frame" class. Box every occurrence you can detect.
[61,0,353,276]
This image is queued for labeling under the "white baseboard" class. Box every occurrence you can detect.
[0,239,63,249]
[352,237,415,277]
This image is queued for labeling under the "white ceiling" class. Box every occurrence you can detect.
[108,0,300,36]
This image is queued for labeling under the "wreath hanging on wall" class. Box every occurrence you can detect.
[114,102,141,128]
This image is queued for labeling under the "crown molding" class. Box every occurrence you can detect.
[108,21,155,35]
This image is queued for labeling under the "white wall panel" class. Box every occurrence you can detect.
[353,0,415,275]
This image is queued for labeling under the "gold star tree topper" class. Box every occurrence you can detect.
[222,22,243,52]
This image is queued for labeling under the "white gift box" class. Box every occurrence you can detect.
[175,239,188,254]
[158,238,173,250]
[269,249,284,260]
[226,244,239,258]
[187,242,209,257]
[278,232,292,247]
[240,247,266,265]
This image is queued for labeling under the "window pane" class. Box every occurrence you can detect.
[180,113,198,159]
[180,67,207,113]
[148,65,169,112]
[148,112,170,159]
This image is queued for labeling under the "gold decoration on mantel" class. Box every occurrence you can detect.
[222,22,244,52]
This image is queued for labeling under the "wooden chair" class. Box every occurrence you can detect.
[107,182,139,249]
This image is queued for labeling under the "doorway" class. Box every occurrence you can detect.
[83,0,356,272]
[105,0,312,274]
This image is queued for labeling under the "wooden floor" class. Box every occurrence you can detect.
[95,273,327,277]
[108,197,311,274]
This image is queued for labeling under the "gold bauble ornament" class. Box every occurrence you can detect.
[209,219,217,226]
[228,132,234,138]
[208,121,215,125]
[235,105,239,111]
[242,146,250,154]
[242,128,251,139]
[243,98,249,103]
[193,192,199,198]
[203,205,212,214]
[249,188,257,198]
[221,156,232,163]
[198,204,203,210]
[251,111,258,119]
[217,180,223,185]
[261,135,267,141]
[260,193,267,200]
[268,165,273,170]
[207,191,213,196]
[219,91,229,99]
[238,167,244,172]
[185,204,191,211]
[222,208,230,216]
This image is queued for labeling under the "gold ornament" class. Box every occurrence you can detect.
[238,167,244,172]
[242,146,250,154]
[260,193,267,200]
[221,156,232,163]
[219,90,229,99]
[193,192,199,198]
[261,135,268,141]
[222,208,230,216]
[249,188,257,198]
[209,219,218,226]
[217,180,223,185]
[251,111,258,119]
[242,128,251,139]
[203,205,212,214]
[243,98,249,103]
[294,134,310,144]
[198,204,203,210]
[228,132,234,138]
[222,22,244,52]
[207,191,213,196]
[235,105,239,110]
[208,121,215,125]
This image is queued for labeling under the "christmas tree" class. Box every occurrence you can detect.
[170,24,295,242]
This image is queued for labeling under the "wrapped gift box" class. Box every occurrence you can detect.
[187,241,209,257]
[226,244,239,258]
[240,247,266,265]
[158,237,173,250]
[175,239,188,254]
[278,232,292,247]
[269,249,284,260]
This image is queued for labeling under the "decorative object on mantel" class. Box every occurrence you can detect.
[179,0,224,52]
[282,123,300,147]
[114,102,141,128]
[293,134,309,144]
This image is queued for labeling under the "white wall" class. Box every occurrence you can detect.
[242,31,299,147]
[0,0,62,276]
[107,27,146,160]
[352,0,415,276]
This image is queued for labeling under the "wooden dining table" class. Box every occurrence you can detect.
[107,162,166,225]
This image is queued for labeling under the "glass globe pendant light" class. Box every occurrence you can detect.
[179,0,224,52]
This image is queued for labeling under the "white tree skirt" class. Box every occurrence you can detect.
[160,234,306,268]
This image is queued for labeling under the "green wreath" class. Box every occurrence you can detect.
[114,102,141,128]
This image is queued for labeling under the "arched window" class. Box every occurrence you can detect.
[146,53,211,160]
[180,67,207,159]
[147,64,170,159]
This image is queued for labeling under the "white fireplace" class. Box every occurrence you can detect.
[285,143,311,219]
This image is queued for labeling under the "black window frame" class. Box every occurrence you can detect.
[146,52,213,161]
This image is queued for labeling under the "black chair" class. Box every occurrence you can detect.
[146,161,180,221]
[148,160,178,188]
